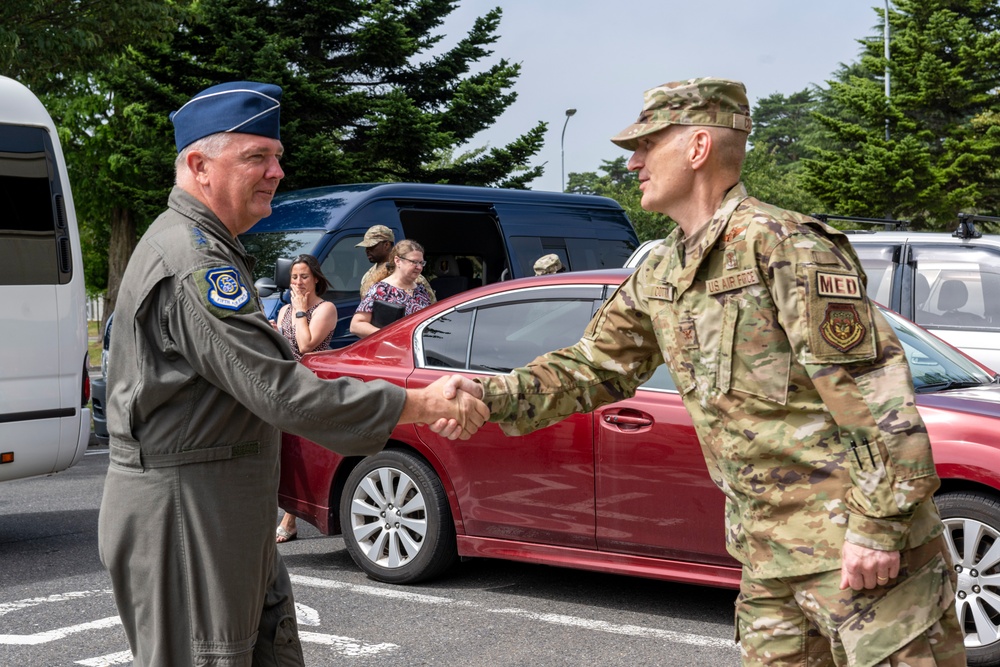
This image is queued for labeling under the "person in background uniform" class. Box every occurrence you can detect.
[533,253,564,276]
[357,224,436,301]
[273,254,337,544]
[351,239,433,338]
[98,81,487,667]
[438,78,965,666]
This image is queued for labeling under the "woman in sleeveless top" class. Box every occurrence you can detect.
[273,254,337,542]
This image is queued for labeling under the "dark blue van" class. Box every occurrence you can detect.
[239,182,638,348]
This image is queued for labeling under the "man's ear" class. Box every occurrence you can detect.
[689,129,712,171]
[186,150,211,185]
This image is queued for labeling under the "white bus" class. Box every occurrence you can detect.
[0,76,90,481]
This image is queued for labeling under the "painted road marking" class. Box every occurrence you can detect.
[0,616,121,645]
[0,590,110,617]
[76,650,132,666]
[289,574,734,650]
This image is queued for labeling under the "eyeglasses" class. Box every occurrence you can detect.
[398,256,427,267]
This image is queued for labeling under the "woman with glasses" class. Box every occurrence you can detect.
[351,239,434,338]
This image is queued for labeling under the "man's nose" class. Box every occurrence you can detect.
[627,152,642,171]
[267,157,285,179]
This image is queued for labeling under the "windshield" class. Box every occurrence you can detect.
[238,230,324,281]
[879,307,993,392]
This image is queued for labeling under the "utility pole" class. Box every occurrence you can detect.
[561,108,577,192]
[884,0,891,142]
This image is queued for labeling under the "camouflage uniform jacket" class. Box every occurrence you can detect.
[479,183,943,578]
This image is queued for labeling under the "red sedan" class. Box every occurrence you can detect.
[280,268,1000,665]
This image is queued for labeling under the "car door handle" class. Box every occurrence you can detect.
[602,413,653,427]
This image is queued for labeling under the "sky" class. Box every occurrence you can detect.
[439,1,886,192]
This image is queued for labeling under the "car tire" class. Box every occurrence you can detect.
[936,490,1000,665]
[339,449,457,584]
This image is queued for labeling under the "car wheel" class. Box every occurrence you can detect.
[937,491,1000,665]
[339,449,457,584]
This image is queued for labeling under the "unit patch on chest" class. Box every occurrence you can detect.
[819,303,867,352]
[706,269,759,295]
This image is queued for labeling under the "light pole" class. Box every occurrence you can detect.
[884,0,891,141]
[561,108,577,192]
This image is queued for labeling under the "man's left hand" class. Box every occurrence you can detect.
[840,541,900,590]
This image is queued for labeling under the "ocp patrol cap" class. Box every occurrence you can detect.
[610,77,752,151]
[170,81,282,152]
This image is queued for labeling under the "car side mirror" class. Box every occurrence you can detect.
[274,257,292,290]
[254,277,277,298]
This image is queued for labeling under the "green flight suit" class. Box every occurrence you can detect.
[99,187,406,667]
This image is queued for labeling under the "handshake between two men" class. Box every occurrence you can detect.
[400,374,490,440]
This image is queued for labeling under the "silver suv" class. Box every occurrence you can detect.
[624,214,1000,372]
[836,214,1000,372]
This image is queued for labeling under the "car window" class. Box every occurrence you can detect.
[0,125,69,285]
[911,245,1000,331]
[239,229,324,281]
[880,307,993,391]
[469,299,597,372]
[421,310,474,369]
[419,291,601,372]
[853,244,895,306]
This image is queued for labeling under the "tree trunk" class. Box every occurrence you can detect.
[100,205,137,333]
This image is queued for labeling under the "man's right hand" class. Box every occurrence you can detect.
[401,375,489,440]
[427,375,486,439]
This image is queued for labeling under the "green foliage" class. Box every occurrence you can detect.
[11,0,545,293]
[0,0,182,91]
[567,157,674,242]
[742,142,822,215]
[802,0,1000,229]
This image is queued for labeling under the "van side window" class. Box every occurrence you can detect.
[0,125,69,285]
[912,245,1000,330]
[320,235,367,297]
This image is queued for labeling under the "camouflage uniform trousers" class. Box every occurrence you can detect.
[735,535,965,666]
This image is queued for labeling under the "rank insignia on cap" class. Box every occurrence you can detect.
[819,303,866,352]
[205,267,250,311]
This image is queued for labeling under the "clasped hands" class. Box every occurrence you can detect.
[416,375,487,440]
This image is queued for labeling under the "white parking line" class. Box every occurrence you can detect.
[0,590,111,617]
[299,632,398,656]
[76,650,132,666]
[289,574,735,650]
[0,616,121,645]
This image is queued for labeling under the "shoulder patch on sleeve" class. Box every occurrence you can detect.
[202,267,251,313]
[803,266,876,362]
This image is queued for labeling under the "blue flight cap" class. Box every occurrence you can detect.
[170,81,282,152]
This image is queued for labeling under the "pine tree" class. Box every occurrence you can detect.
[49,0,546,317]
[802,1,1000,228]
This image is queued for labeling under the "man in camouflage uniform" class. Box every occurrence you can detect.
[441,78,965,666]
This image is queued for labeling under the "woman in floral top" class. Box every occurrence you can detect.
[351,239,433,338]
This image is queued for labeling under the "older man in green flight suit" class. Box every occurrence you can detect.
[99,81,487,667]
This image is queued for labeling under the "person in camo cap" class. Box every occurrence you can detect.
[437,77,965,665]
[533,253,564,275]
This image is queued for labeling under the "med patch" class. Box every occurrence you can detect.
[202,266,251,314]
